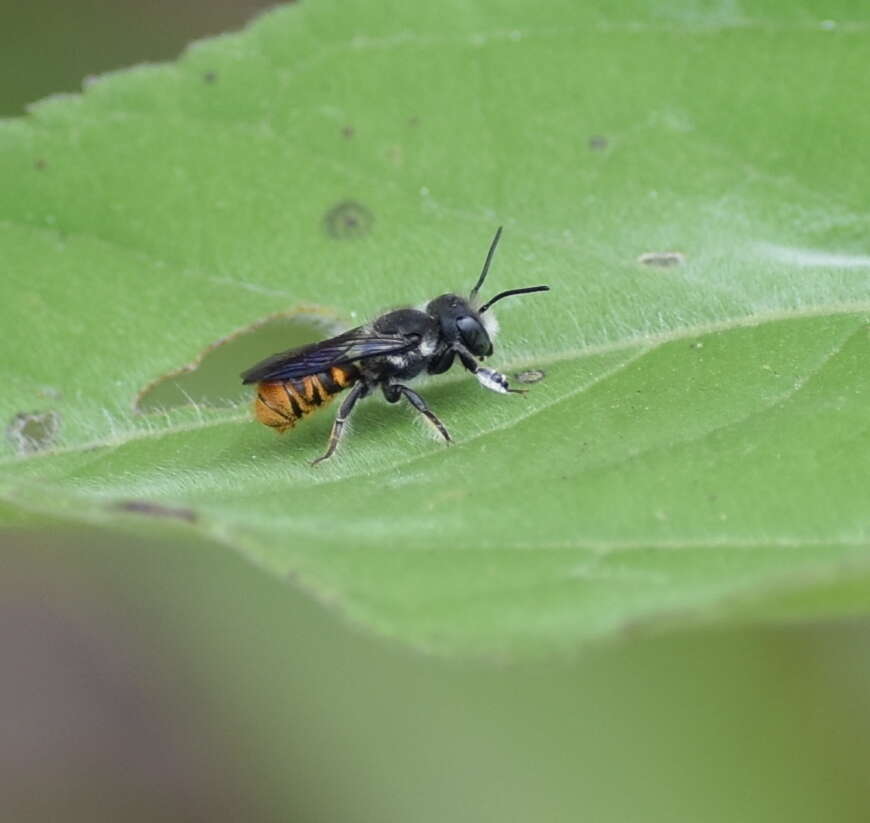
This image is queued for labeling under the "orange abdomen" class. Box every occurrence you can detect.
[253,366,357,432]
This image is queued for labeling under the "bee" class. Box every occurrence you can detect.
[241,228,549,465]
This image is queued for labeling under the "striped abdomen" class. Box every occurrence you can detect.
[253,365,359,432]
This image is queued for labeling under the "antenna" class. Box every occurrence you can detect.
[479,285,550,314]
[469,226,503,300]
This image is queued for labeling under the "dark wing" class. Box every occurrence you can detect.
[240,326,418,384]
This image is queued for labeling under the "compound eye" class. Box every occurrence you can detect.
[456,315,492,357]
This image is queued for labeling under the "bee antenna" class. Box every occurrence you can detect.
[469,226,503,300]
[479,285,550,314]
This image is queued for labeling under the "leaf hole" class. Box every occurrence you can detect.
[135,311,342,414]
[6,410,61,454]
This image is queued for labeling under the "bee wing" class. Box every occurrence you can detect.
[240,326,418,384]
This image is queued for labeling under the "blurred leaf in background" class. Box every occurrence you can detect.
[5,526,870,823]
[0,0,275,116]
[3,0,870,821]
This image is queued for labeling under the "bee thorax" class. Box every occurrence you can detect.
[418,331,439,356]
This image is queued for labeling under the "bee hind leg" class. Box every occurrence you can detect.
[311,382,367,466]
[383,383,452,444]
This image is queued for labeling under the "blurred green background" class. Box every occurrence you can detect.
[3,2,870,821]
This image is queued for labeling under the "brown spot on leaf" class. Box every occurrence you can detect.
[341,125,355,138]
[638,251,685,267]
[34,158,47,170]
[588,135,608,151]
[324,200,374,239]
[203,71,218,84]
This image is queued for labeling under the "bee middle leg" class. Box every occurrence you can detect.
[311,382,367,466]
[382,383,452,444]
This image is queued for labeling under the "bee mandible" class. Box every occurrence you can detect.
[241,228,549,464]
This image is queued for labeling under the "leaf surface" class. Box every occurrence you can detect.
[3,0,869,653]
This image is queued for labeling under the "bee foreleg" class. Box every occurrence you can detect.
[456,350,526,396]
[384,383,452,444]
[311,382,367,466]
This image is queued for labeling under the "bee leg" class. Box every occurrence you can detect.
[456,350,526,395]
[384,383,452,444]
[311,382,367,466]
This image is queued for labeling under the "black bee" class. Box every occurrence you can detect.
[241,228,549,464]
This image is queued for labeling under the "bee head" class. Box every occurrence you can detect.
[426,227,550,358]
[426,294,493,357]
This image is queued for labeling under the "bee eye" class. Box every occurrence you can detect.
[456,315,492,357]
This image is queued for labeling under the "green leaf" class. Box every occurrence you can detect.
[3,0,870,655]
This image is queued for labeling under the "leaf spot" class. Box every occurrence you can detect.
[324,200,374,239]
[113,499,198,522]
[638,251,686,267]
[515,369,546,384]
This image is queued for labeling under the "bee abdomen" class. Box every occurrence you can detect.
[253,366,359,432]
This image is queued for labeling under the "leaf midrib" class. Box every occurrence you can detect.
[2,301,868,472]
